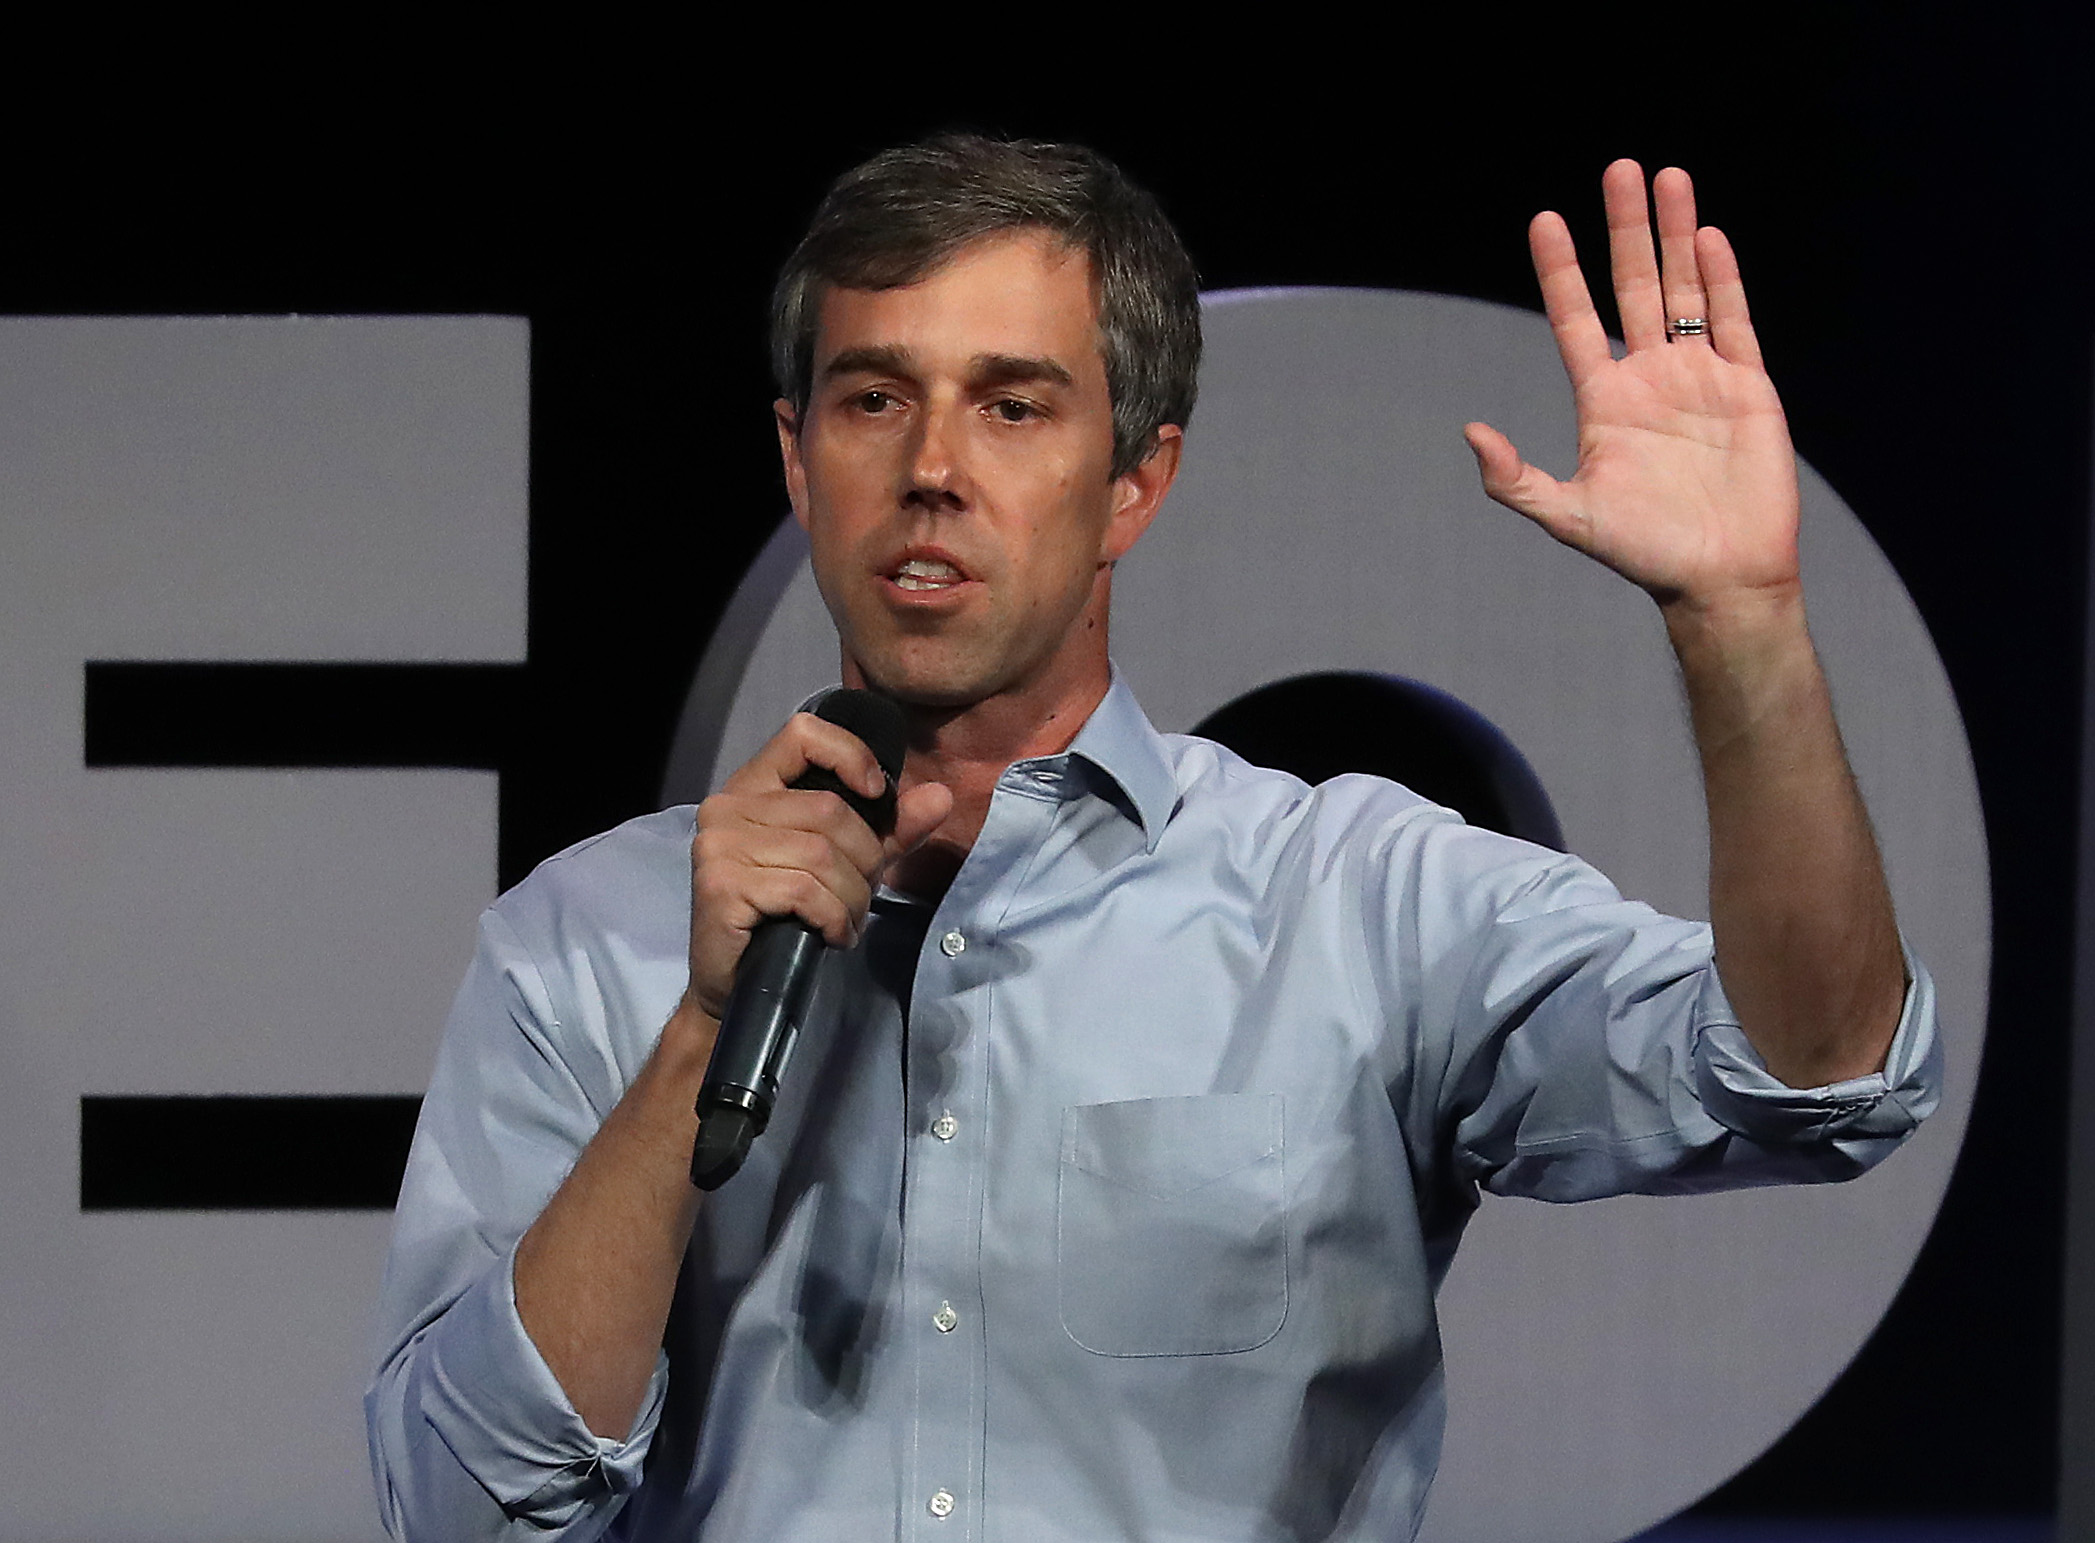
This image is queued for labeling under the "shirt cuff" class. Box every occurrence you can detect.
[1690,942,1943,1161]
[417,1241,667,1528]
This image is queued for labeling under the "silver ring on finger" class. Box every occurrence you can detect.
[1667,316,1708,338]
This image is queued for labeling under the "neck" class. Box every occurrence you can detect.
[908,668,1108,794]
[901,667,1111,900]
[852,639,1112,903]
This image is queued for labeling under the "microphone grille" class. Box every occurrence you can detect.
[812,688,909,785]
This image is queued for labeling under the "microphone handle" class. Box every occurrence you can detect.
[691,919,828,1190]
[703,919,827,1123]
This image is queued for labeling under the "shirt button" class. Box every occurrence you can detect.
[934,1300,958,1333]
[929,1489,955,1519]
[932,1111,958,1142]
[940,929,966,958]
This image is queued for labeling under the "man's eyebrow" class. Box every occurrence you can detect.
[971,353,1075,389]
[821,344,915,380]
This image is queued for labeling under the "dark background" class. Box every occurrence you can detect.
[18,12,2087,1520]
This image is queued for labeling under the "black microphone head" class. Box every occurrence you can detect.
[806,688,908,836]
[813,688,908,782]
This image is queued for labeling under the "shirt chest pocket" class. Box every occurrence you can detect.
[1057,1092,1288,1357]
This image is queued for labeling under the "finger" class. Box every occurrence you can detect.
[743,866,864,948]
[696,810,878,908]
[1653,167,1709,347]
[1463,422,1588,551]
[768,787,890,876]
[887,781,955,862]
[724,712,890,802]
[746,822,878,912]
[1527,212,1613,387]
[701,784,887,879]
[725,825,875,943]
[1603,158,1666,352]
[694,846,863,950]
[1697,225,1766,372]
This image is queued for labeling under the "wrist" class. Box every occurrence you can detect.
[1659,577,1807,649]
[655,993,721,1084]
[1660,579,1830,759]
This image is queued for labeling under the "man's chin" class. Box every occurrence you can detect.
[848,653,1004,713]
[858,675,990,712]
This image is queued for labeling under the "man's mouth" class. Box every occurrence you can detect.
[890,557,968,592]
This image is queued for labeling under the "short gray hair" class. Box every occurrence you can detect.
[771,134,1201,479]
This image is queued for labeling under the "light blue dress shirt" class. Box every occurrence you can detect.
[367,675,1940,1542]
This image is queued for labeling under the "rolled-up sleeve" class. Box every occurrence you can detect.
[1427,834,1944,1203]
[1689,943,1941,1168]
[366,909,667,1541]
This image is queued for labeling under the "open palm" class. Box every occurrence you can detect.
[1465,162,1800,609]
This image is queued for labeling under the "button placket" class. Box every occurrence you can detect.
[907,912,980,1541]
[904,779,1059,1543]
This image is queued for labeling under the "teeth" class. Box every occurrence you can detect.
[894,558,963,591]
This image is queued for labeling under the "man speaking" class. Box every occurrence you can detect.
[367,136,1939,1540]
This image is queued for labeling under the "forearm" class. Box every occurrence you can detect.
[1665,583,1906,1087]
[513,996,715,1439]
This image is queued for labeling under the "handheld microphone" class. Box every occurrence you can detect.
[690,688,908,1191]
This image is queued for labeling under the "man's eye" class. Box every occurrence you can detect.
[991,398,1038,423]
[854,390,893,414]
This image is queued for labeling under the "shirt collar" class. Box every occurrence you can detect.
[1062,668,1177,853]
[809,671,1178,856]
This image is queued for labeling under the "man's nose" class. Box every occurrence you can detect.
[902,403,966,511]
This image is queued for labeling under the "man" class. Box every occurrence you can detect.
[368,137,1938,1540]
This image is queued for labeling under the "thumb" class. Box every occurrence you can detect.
[1462,421,1581,544]
[1463,421,1529,503]
[888,781,955,860]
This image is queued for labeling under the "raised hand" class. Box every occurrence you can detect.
[1464,161,1799,615]
[1462,160,1907,1090]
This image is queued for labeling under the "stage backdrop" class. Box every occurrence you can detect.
[0,300,1986,1541]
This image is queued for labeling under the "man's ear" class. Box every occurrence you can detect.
[775,399,810,531]
[1102,424,1184,564]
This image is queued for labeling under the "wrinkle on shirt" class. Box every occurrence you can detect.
[368,672,1942,1543]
